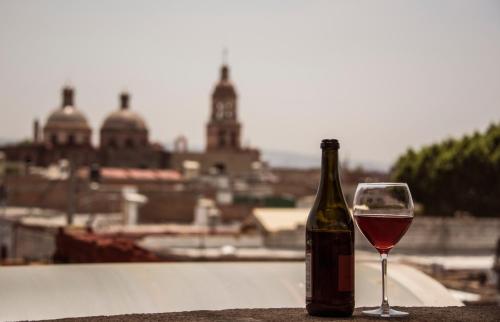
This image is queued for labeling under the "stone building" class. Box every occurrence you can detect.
[206,64,241,151]
[0,86,168,169]
[99,92,168,168]
[1,86,95,167]
[171,63,260,176]
[44,86,92,148]
[1,62,258,175]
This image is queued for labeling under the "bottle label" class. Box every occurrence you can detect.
[306,252,312,298]
[338,254,354,292]
[307,230,354,301]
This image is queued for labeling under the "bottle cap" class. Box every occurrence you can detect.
[320,139,340,150]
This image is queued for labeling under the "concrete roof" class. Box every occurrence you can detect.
[0,207,122,228]
[19,213,123,228]
[253,208,308,233]
[98,223,240,235]
[77,168,182,181]
[0,262,462,321]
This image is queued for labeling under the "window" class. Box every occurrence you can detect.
[218,130,226,147]
[125,138,135,148]
[216,102,225,120]
[67,134,75,146]
[214,162,226,175]
[51,134,57,145]
[230,132,238,147]
[0,244,7,260]
[108,138,117,148]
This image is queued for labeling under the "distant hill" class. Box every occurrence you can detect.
[0,138,17,146]
[160,144,389,172]
[261,149,389,172]
[261,150,319,169]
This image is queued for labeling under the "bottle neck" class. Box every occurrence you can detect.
[317,149,344,205]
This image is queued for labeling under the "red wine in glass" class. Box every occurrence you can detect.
[353,182,414,317]
[355,214,412,254]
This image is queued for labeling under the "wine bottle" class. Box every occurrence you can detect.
[306,139,354,317]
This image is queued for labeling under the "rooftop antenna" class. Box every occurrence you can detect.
[64,78,73,88]
[222,47,228,65]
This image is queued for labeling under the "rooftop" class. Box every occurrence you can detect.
[78,167,182,181]
[0,262,462,321]
[253,208,308,233]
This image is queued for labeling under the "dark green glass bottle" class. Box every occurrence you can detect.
[306,139,354,317]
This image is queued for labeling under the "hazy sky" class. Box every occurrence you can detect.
[1,0,499,169]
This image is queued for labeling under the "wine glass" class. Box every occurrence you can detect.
[353,183,414,317]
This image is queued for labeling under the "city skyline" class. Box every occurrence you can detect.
[1,0,499,170]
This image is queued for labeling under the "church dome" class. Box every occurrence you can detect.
[101,93,147,131]
[212,65,237,98]
[45,87,90,130]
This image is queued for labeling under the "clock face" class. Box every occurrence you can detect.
[216,102,225,120]
[215,100,235,120]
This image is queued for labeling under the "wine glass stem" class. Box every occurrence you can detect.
[381,253,390,314]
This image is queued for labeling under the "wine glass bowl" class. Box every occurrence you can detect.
[353,183,414,317]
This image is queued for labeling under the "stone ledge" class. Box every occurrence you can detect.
[41,306,499,322]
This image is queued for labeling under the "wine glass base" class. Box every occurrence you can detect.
[362,307,409,318]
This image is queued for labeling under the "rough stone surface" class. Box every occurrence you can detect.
[39,307,500,322]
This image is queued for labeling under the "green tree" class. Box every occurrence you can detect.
[391,123,500,217]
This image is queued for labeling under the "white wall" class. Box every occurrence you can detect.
[266,217,500,255]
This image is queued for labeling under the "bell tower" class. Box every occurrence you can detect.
[206,63,241,151]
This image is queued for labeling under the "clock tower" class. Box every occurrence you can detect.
[206,64,241,151]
